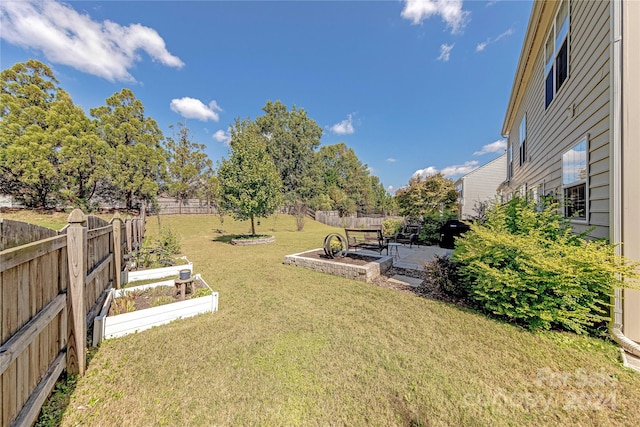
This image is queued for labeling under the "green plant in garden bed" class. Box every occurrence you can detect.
[453,196,640,335]
[109,283,211,315]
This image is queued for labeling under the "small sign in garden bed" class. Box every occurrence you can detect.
[93,274,218,345]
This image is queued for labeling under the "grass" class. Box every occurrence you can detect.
[18,213,640,426]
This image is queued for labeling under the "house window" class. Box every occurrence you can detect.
[519,114,527,165]
[562,139,587,220]
[507,141,513,178]
[545,0,569,108]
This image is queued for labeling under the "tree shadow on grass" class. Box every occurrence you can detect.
[212,234,241,243]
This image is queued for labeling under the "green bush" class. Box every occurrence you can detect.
[419,211,457,244]
[424,255,469,297]
[453,197,640,335]
[382,219,403,237]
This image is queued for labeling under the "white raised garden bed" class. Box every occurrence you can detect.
[125,256,192,283]
[93,274,218,345]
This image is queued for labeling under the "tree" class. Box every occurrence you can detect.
[218,118,283,235]
[395,173,458,219]
[200,170,226,224]
[255,100,323,205]
[316,143,373,215]
[165,122,212,213]
[0,60,62,207]
[91,89,166,210]
[370,175,395,216]
[54,91,109,210]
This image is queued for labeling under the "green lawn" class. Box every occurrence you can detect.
[27,214,640,425]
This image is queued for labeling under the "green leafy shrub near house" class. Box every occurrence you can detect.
[453,196,640,335]
[382,219,403,237]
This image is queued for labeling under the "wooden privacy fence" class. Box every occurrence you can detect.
[0,210,145,427]
[314,211,403,229]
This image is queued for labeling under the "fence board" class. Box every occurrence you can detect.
[2,267,18,345]
[0,294,66,374]
[0,220,57,251]
[12,351,65,427]
[1,235,66,272]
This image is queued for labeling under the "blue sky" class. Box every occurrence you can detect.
[0,0,533,193]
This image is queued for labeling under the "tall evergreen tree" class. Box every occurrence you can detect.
[165,122,212,213]
[316,142,373,215]
[91,89,166,210]
[1,60,107,209]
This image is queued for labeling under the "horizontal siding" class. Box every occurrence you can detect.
[460,155,506,219]
[506,0,611,239]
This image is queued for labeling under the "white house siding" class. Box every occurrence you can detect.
[504,0,611,239]
[621,1,640,341]
[457,154,506,220]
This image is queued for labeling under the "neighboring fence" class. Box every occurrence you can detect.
[314,211,403,229]
[153,198,216,215]
[0,210,145,427]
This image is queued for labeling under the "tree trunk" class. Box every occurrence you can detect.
[250,214,256,235]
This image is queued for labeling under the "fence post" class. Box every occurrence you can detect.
[112,213,122,289]
[140,205,146,238]
[125,217,132,253]
[66,209,86,376]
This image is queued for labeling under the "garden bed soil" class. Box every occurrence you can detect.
[109,278,209,315]
[296,249,380,266]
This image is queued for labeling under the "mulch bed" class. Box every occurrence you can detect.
[296,249,381,265]
[109,278,209,315]
[372,266,472,309]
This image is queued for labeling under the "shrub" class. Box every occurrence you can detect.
[424,255,469,297]
[453,196,640,335]
[382,219,403,237]
[419,211,457,244]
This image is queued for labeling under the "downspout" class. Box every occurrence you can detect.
[609,0,640,358]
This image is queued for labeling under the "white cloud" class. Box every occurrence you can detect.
[474,139,507,155]
[330,114,355,135]
[437,43,455,62]
[387,158,397,163]
[441,161,478,177]
[401,0,470,34]
[387,185,395,194]
[170,98,222,122]
[213,128,231,146]
[0,0,184,82]
[412,160,479,179]
[412,166,439,178]
[476,27,514,52]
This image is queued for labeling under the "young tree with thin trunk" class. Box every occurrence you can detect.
[218,118,283,235]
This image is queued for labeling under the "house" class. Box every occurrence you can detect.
[500,0,640,356]
[455,153,506,220]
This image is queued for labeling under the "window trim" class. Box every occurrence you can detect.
[561,136,589,223]
[519,114,527,165]
[544,0,570,109]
